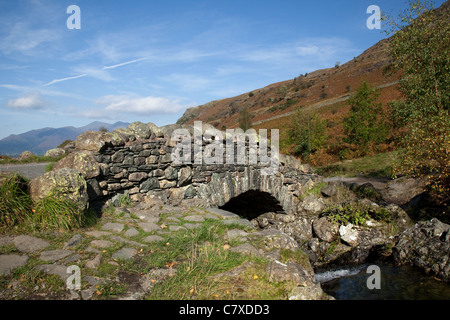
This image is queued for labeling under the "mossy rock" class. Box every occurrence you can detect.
[52,151,100,179]
[29,168,89,211]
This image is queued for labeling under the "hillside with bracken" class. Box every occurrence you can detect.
[177,37,402,166]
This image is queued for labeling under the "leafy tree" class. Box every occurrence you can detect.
[99,126,108,132]
[288,107,327,158]
[343,81,388,151]
[384,0,450,204]
[238,106,252,131]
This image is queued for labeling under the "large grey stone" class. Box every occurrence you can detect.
[169,225,186,232]
[178,167,192,186]
[52,151,100,179]
[128,121,151,139]
[75,130,126,152]
[222,219,252,227]
[35,264,70,281]
[227,229,249,240]
[129,172,148,182]
[17,151,35,161]
[141,178,160,191]
[109,235,145,247]
[134,211,161,223]
[381,177,426,205]
[266,260,315,286]
[29,168,89,211]
[298,195,325,215]
[138,222,161,232]
[143,235,164,243]
[339,224,359,247]
[230,244,261,256]
[64,234,83,248]
[84,230,111,238]
[13,235,50,253]
[44,148,65,159]
[85,254,102,269]
[393,218,450,281]
[90,240,114,248]
[253,229,298,251]
[40,250,74,262]
[289,283,326,300]
[313,217,339,243]
[124,227,139,237]
[183,215,205,222]
[205,208,239,220]
[0,255,29,276]
[101,222,125,233]
[112,248,137,260]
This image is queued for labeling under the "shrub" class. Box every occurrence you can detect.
[288,107,327,159]
[384,1,450,205]
[238,106,252,131]
[343,81,389,152]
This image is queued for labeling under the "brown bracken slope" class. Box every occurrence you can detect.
[176,37,402,132]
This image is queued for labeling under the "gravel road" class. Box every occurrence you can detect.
[0,162,50,180]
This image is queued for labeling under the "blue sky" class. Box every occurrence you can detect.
[0,0,446,139]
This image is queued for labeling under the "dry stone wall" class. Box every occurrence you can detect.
[60,122,319,215]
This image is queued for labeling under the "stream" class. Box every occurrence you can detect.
[315,264,450,300]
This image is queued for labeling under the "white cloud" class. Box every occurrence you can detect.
[42,74,88,87]
[75,67,114,82]
[5,92,46,110]
[82,94,188,119]
[160,73,214,92]
[42,58,147,87]
[0,22,60,56]
[295,45,320,56]
[238,37,359,65]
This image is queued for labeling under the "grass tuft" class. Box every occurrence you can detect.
[29,195,84,231]
[0,173,32,227]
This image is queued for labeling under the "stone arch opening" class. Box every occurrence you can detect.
[219,190,286,220]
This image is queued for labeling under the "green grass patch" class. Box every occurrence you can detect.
[315,150,400,178]
[0,155,59,165]
[298,181,326,200]
[324,202,393,226]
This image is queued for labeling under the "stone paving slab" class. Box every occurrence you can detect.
[90,240,114,249]
[0,204,262,300]
[84,230,112,238]
[112,248,137,260]
[0,254,29,276]
[124,227,139,237]
[134,212,161,223]
[138,222,160,232]
[222,218,252,227]
[109,235,145,247]
[183,215,205,222]
[40,250,74,263]
[13,235,50,253]
[227,229,249,239]
[34,264,71,281]
[143,235,164,243]
[204,208,240,220]
[101,222,125,233]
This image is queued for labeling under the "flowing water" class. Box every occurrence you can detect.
[315,264,450,300]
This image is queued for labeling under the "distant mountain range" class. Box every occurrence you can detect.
[0,121,130,157]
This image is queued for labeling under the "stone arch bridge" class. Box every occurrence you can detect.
[37,122,319,218]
